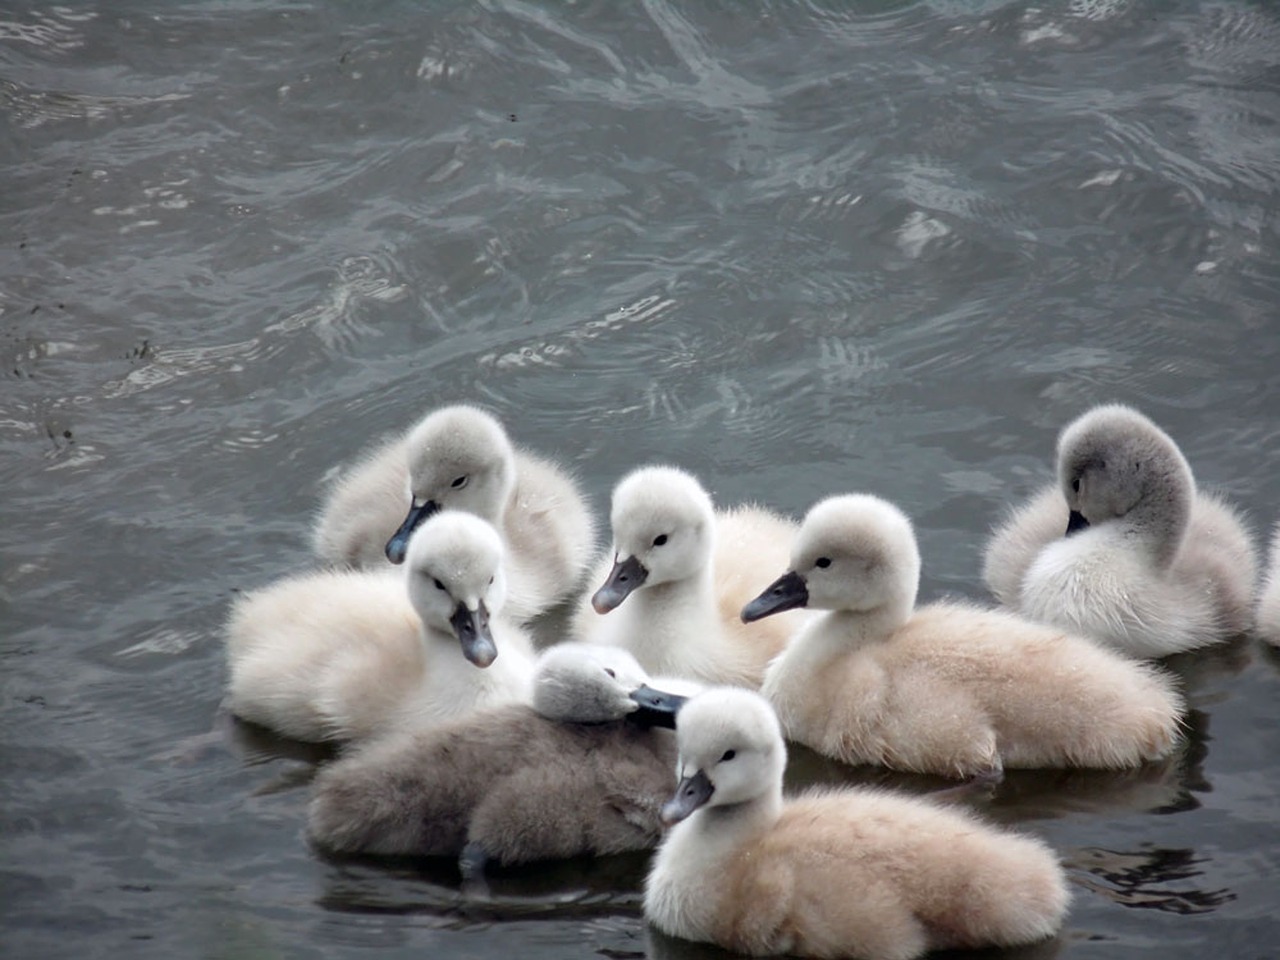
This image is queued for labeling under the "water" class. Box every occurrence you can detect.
[2,1,1279,957]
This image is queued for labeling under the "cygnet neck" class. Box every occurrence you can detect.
[1119,482,1192,570]
[699,781,783,835]
[828,589,916,644]
[631,563,718,632]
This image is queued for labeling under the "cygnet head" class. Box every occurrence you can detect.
[591,466,715,614]
[661,688,785,826]
[533,643,691,727]
[533,643,649,721]
[403,511,508,668]
[741,494,920,623]
[385,405,517,563]
[1055,405,1193,556]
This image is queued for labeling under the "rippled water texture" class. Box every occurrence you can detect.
[3,2,1279,958]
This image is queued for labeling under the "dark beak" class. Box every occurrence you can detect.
[626,684,688,730]
[661,769,714,826]
[741,570,809,622]
[451,600,497,668]
[1065,510,1090,536]
[591,555,648,614]
[385,499,441,564]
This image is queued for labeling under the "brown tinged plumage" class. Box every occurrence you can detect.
[748,493,1185,779]
[644,688,1070,960]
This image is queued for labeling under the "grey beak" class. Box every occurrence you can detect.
[741,570,809,622]
[661,769,714,826]
[385,499,441,563]
[591,555,648,614]
[451,600,497,668]
[627,684,688,730]
[1065,510,1090,536]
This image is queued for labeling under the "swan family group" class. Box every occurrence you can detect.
[224,402,1280,960]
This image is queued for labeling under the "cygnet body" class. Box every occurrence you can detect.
[573,466,807,687]
[312,404,595,622]
[644,688,1069,960]
[983,404,1257,657]
[226,512,535,742]
[306,643,686,873]
[1258,523,1280,645]
[745,494,1184,779]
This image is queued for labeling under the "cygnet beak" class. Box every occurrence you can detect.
[661,769,714,826]
[385,498,441,563]
[627,684,688,730]
[451,600,497,668]
[741,570,809,622]
[591,554,648,613]
[1065,509,1090,536]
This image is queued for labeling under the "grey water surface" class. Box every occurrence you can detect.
[3,1,1279,958]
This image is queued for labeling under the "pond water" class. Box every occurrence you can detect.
[2,2,1279,958]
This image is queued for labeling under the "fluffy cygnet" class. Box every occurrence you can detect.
[744,494,1184,779]
[306,643,687,876]
[983,404,1257,657]
[226,512,535,742]
[312,404,596,622]
[572,466,808,686]
[644,688,1070,960]
[1258,523,1280,645]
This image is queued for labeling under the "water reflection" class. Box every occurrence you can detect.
[781,714,1211,826]
[645,923,1068,960]
[314,852,648,923]
[1067,846,1236,915]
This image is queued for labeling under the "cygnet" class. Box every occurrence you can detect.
[983,404,1257,657]
[573,465,808,686]
[306,643,688,877]
[312,403,595,622]
[226,511,535,742]
[744,494,1184,779]
[644,688,1070,960]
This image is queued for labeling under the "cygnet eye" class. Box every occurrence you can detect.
[653,534,669,547]
[604,668,616,679]
[451,475,469,489]
[720,749,736,762]
[1071,478,1080,494]
[815,557,832,569]
[433,578,446,591]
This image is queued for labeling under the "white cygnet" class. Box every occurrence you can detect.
[984,404,1257,657]
[573,465,809,687]
[226,511,535,742]
[312,403,596,623]
[644,688,1070,960]
[745,493,1185,779]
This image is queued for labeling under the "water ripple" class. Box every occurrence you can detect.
[0,78,192,128]
[0,8,92,51]
[5,4,1280,959]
